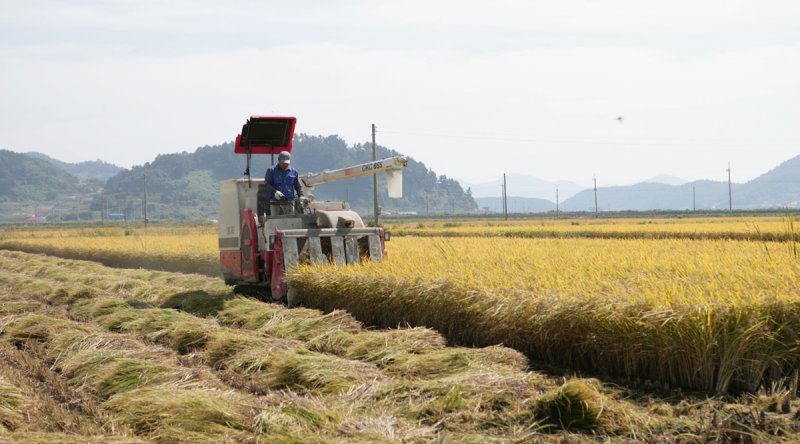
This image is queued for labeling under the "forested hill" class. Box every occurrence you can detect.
[24,152,122,181]
[102,134,477,219]
[0,150,94,201]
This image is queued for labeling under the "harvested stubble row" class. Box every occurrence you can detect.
[0,336,146,443]
[288,236,800,394]
[0,250,675,442]
[0,292,252,443]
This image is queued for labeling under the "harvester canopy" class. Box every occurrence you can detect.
[235,116,296,155]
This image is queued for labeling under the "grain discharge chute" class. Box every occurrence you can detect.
[218,116,407,305]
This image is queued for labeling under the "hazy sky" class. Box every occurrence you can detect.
[2,1,799,187]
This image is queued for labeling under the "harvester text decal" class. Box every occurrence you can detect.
[362,161,383,172]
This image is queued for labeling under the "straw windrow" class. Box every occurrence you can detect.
[2,249,800,441]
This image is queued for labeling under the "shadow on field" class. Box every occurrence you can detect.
[160,290,235,317]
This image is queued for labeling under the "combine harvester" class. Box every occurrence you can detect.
[218,116,407,305]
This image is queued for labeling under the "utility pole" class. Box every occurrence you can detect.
[143,174,148,230]
[593,175,598,216]
[500,183,506,216]
[556,186,559,218]
[503,173,508,220]
[692,184,696,211]
[101,190,105,225]
[371,124,379,226]
[727,162,732,213]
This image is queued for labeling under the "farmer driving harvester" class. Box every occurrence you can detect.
[264,150,304,216]
[221,115,407,304]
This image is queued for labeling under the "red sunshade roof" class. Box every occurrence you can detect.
[234,116,296,155]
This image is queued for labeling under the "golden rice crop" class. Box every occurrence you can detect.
[0,224,215,239]
[388,215,800,242]
[295,236,800,309]
[0,226,218,275]
[288,236,800,393]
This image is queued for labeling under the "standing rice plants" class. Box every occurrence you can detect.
[787,216,800,261]
[388,216,793,242]
[0,226,219,276]
[288,236,800,393]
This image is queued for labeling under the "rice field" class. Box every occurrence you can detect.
[387,215,800,242]
[1,217,799,396]
[6,249,793,442]
[289,236,800,394]
[0,225,218,275]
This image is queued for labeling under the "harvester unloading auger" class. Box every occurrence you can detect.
[218,116,407,306]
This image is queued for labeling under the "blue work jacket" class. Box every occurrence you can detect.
[265,164,303,203]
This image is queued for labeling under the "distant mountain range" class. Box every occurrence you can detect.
[2,142,799,218]
[642,174,689,186]
[462,173,689,202]
[101,135,476,219]
[562,155,800,211]
[460,157,799,212]
[1,135,477,220]
[0,150,99,202]
[24,152,121,181]
[461,175,586,201]
[475,196,556,213]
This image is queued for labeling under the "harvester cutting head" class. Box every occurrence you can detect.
[219,116,406,306]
